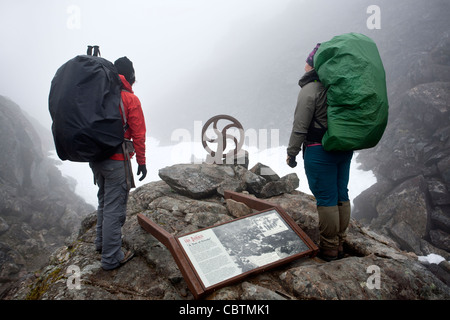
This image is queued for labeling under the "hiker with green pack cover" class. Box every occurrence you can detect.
[287,33,388,261]
[315,33,389,151]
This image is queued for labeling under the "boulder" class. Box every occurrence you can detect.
[225,198,253,218]
[430,207,450,233]
[352,179,393,223]
[158,163,299,200]
[240,169,267,196]
[259,173,299,198]
[249,163,280,182]
[389,221,423,255]
[373,175,430,239]
[427,179,450,206]
[430,229,450,252]
[158,163,244,199]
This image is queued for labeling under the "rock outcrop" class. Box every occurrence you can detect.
[353,28,450,259]
[3,163,449,300]
[158,163,299,199]
[0,96,94,297]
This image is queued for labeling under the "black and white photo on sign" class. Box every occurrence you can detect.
[179,210,309,287]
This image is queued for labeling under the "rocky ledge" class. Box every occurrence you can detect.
[3,163,449,300]
[354,34,450,259]
[0,96,93,297]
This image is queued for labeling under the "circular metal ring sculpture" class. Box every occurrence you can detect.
[201,115,244,164]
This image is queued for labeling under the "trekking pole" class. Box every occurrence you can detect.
[93,46,101,57]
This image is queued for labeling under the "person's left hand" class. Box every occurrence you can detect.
[137,164,147,181]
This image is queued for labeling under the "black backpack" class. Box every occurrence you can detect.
[49,46,126,162]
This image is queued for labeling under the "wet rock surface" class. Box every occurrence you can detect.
[354,35,450,260]
[0,96,94,297]
[3,169,449,300]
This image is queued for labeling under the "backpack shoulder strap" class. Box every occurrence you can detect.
[119,96,129,132]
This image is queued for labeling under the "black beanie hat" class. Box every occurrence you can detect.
[114,57,135,85]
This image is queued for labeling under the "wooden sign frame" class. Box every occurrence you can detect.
[137,191,318,299]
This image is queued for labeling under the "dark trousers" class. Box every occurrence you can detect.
[304,145,353,207]
[90,159,129,270]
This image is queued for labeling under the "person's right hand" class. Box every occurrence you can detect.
[286,155,297,168]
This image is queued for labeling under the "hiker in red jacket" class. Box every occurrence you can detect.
[90,56,147,270]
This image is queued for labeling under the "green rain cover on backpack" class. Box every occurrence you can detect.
[314,33,389,151]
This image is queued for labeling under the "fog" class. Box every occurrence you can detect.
[0,0,292,130]
[0,0,384,205]
[0,0,373,137]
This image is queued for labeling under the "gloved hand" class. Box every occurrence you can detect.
[137,164,147,181]
[286,155,297,168]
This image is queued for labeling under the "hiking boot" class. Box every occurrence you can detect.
[338,245,345,259]
[119,250,135,266]
[101,250,135,271]
[338,201,351,255]
[318,248,338,262]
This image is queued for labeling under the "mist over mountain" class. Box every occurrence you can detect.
[0,96,94,296]
[149,0,438,145]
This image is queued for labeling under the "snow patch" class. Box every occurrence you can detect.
[418,253,446,264]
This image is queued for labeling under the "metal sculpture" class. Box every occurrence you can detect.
[201,115,244,164]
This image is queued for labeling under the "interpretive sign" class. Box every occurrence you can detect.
[137,191,318,299]
[178,209,309,288]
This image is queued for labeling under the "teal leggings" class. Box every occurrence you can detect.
[304,145,353,207]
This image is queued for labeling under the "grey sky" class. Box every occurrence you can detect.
[0,0,292,129]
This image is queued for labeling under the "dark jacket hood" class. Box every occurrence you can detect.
[298,69,320,88]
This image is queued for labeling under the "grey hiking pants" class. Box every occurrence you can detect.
[90,159,129,270]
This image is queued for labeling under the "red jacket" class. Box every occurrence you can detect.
[110,75,146,165]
